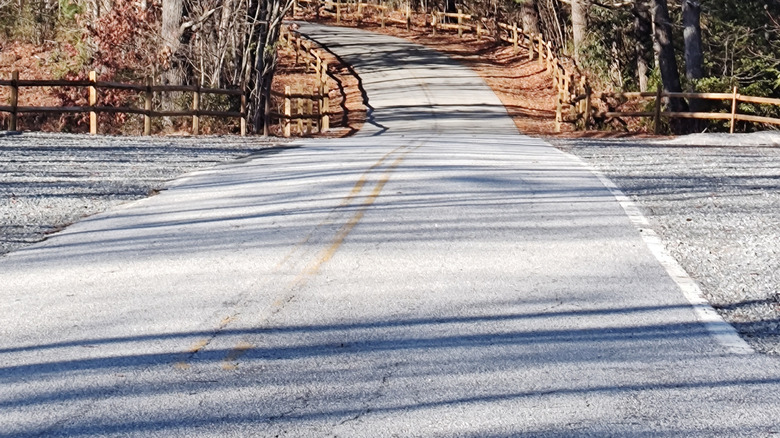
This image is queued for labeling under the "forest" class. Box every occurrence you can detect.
[1,0,779,133]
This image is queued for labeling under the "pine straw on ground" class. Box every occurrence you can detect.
[0,42,69,131]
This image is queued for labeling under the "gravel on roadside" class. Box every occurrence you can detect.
[549,136,780,355]
[0,132,283,255]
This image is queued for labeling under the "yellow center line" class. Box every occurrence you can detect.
[273,146,406,271]
[176,144,418,371]
[297,150,413,283]
[220,150,414,370]
[173,338,211,370]
[221,342,253,371]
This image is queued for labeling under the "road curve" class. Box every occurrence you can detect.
[2,24,780,437]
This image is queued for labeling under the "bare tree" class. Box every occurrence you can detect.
[537,0,564,50]
[247,0,295,134]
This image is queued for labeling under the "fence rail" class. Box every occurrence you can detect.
[0,70,247,135]
[575,86,780,133]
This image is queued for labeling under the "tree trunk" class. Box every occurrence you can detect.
[520,0,540,35]
[161,0,184,87]
[682,0,704,124]
[249,0,295,134]
[161,0,185,119]
[214,0,235,87]
[537,0,564,50]
[682,0,703,84]
[651,0,687,130]
[633,0,653,92]
[571,0,588,64]
[445,0,456,14]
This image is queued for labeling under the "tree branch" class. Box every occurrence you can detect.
[180,7,218,34]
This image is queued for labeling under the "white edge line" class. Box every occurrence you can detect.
[568,154,755,356]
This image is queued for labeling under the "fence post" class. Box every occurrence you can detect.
[321,94,329,133]
[144,78,152,136]
[545,42,553,72]
[527,33,535,60]
[537,36,544,68]
[555,90,563,133]
[240,91,247,136]
[336,0,341,24]
[89,71,97,135]
[296,87,304,134]
[303,41,312,70]
[406,2,411,30]
[457,9,463,38]
[320,62,329,133]
[512,22,518,49]
[306,99,313,135]
[192,84,200,135]
[730,86,739,134]
[582,76,591,129]
[476,21,482,41]
[431,11,437,36]
[263,87,271,136]
[9,71,18,132]
[283,86,291,137]
[295,34,301,66]
[653,86,663,135]
[381,4,386,28]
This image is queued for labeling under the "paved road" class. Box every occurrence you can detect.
[2,24,780,436]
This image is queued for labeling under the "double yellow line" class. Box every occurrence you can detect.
[176,144,417,371]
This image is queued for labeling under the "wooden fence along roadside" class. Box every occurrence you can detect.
[274,26,331,137]
[578,87,780,133]
[0,70,247,136]
[300,0,780,133]
[0,25,331,137]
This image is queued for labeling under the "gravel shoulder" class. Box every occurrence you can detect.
[0,132,282,255]
[549,135,780,355]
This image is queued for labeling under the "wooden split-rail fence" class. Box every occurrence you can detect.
[573,86,780,133]
[274,25,331,137]
[0,71,246,135]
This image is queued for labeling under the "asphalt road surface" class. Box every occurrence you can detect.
[2,24,780,437]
